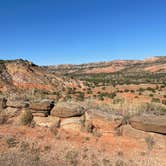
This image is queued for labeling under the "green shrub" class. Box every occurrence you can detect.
[151,98,160,103]
[149,94,153,97]
[162,99,166,105]
[107,92,116,99]
[124,89,129,92]
[77,92,85,101]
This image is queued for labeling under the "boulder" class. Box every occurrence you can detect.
[61,116,84,131]
[119,125,149,139]
[30,99,54,111]
[33,116,60,128]
[51,102,85,118]
[6,100,29,108]
[120,125,166,147]
[129,115,166,134]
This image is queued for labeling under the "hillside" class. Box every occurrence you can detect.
[45,56,166,89]
[45,56,166,75]
[0,57,166,103]
[0,57,166,166]
[0,59,84,101]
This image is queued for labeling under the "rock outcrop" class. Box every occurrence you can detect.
[129,115,166,134]
[30,99,54,117]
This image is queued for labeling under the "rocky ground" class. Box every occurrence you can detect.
[0,57,166,165]
[0,97,165,166]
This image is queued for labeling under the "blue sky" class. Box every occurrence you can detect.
[0,0,166,65]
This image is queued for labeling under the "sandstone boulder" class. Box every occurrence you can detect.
[51,102,85,118]
[6,100,29,108]
[119,124,149,139]
[61,116,84,131]
[119,125,166,147]
[30,99,54,117]
[34,116,60,128]
[129,115,166,134]
[30,99,54,111]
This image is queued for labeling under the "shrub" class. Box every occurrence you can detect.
[0,113,8,124]
[145,136,155,152]
[77,92,85,101]
[151,98,160,103]
[113,98,124,104]
[102,86,106,90]
[138,88,145,92]
[139,92,142,95]
[87,89,92,94]
[5,136,19,148]
[107,92,116,99]
[65,150,78,165]
[20,109,33,125]
[124,89,129,92]
[162,99,166,105]
[149,94,153,97]
[115,159,127,166]
[130,90,135,93]
[98,96,104,101]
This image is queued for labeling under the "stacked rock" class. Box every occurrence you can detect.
[30,99,54,117]
[50,102,85,131]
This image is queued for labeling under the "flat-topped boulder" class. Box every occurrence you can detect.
[6,100,29,108]
[129,115,166,134]
[51,102,85,118]
[30,99,54,111]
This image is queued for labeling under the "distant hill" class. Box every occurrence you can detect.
[44,56,166,86]
[45,56,166,75]
[0,56,165,100]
